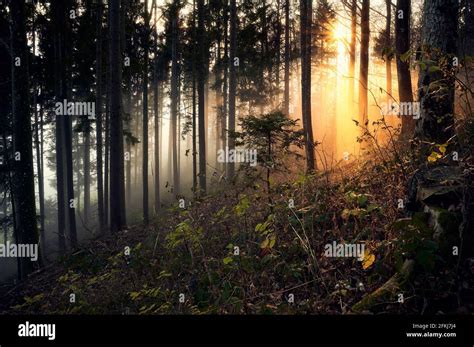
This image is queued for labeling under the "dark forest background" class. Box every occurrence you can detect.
[0,0,473,314]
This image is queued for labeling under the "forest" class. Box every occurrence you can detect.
[0,0,473,316]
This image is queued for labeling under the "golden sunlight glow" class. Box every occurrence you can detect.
[332,18,359,161]
[333,20,350,64]
[332,20,347,41]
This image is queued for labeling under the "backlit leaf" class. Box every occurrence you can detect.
[362,252,375,270]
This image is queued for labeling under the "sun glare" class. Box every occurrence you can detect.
[333,20,347,41]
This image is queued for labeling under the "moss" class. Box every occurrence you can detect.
[433,208,461,256]
[352,260,414,313]
[411,212,433,237]
[437,209,461,235]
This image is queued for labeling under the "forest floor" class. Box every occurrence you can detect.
[1,151,473,315]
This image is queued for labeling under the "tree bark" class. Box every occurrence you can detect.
[153,0,160,214]
[284,0,290,116]
[32,14,45,257]
[385,0,393,101]
[84,124,90,227]
[10,0,40,279]
[124,2,132,212]
[395,0,416,137]
[109,0,126,233]
[171,4,180,196]
[142,0,149,224]
[192,0,198,193]
[415,0,458,145]
[104,9,110,229]
[52,0,69,253]
[62,0,77,248]
[228,0,237,180]
[349,0,357,108]
[358,0,370,131]
[198,0,207,194]
[275,0,282,108]
[300,0,316,172]
[221,0,229,174]
[65,103,77,248]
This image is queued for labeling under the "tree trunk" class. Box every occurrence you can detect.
[95,0,105,231]
[275,0,282,108]
[52,0,69,253]
[396,0,416,137]
[134,100,139,191]
[126,105,132,211]
[153,0,160,214]
[228,0,237,180]
[104,95,109,228]
[349,0,357,108]
[192,0,198,194]
[38,104,45,256]
[300,0,316,172]
[119,0,127,230]
[142,0,149,224]
[171,5,180,196]
[62,0,77,248]
[198,0,207,194]
[104,17,110,229]
[385,0,392,101]
[460,0,474,56]
[65,104,77,248]
[32,16,45,258]
[221,0,229,173]
[10,0,40,279]
[215,12,223,171]
[83,124,90,227]
[75,133,81,214]
[284,0,290,116]
[415,0,458,145]
[358,0,370,132]
[2,190,7,246]
[125,31,132,212]
[109,0,126,233]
